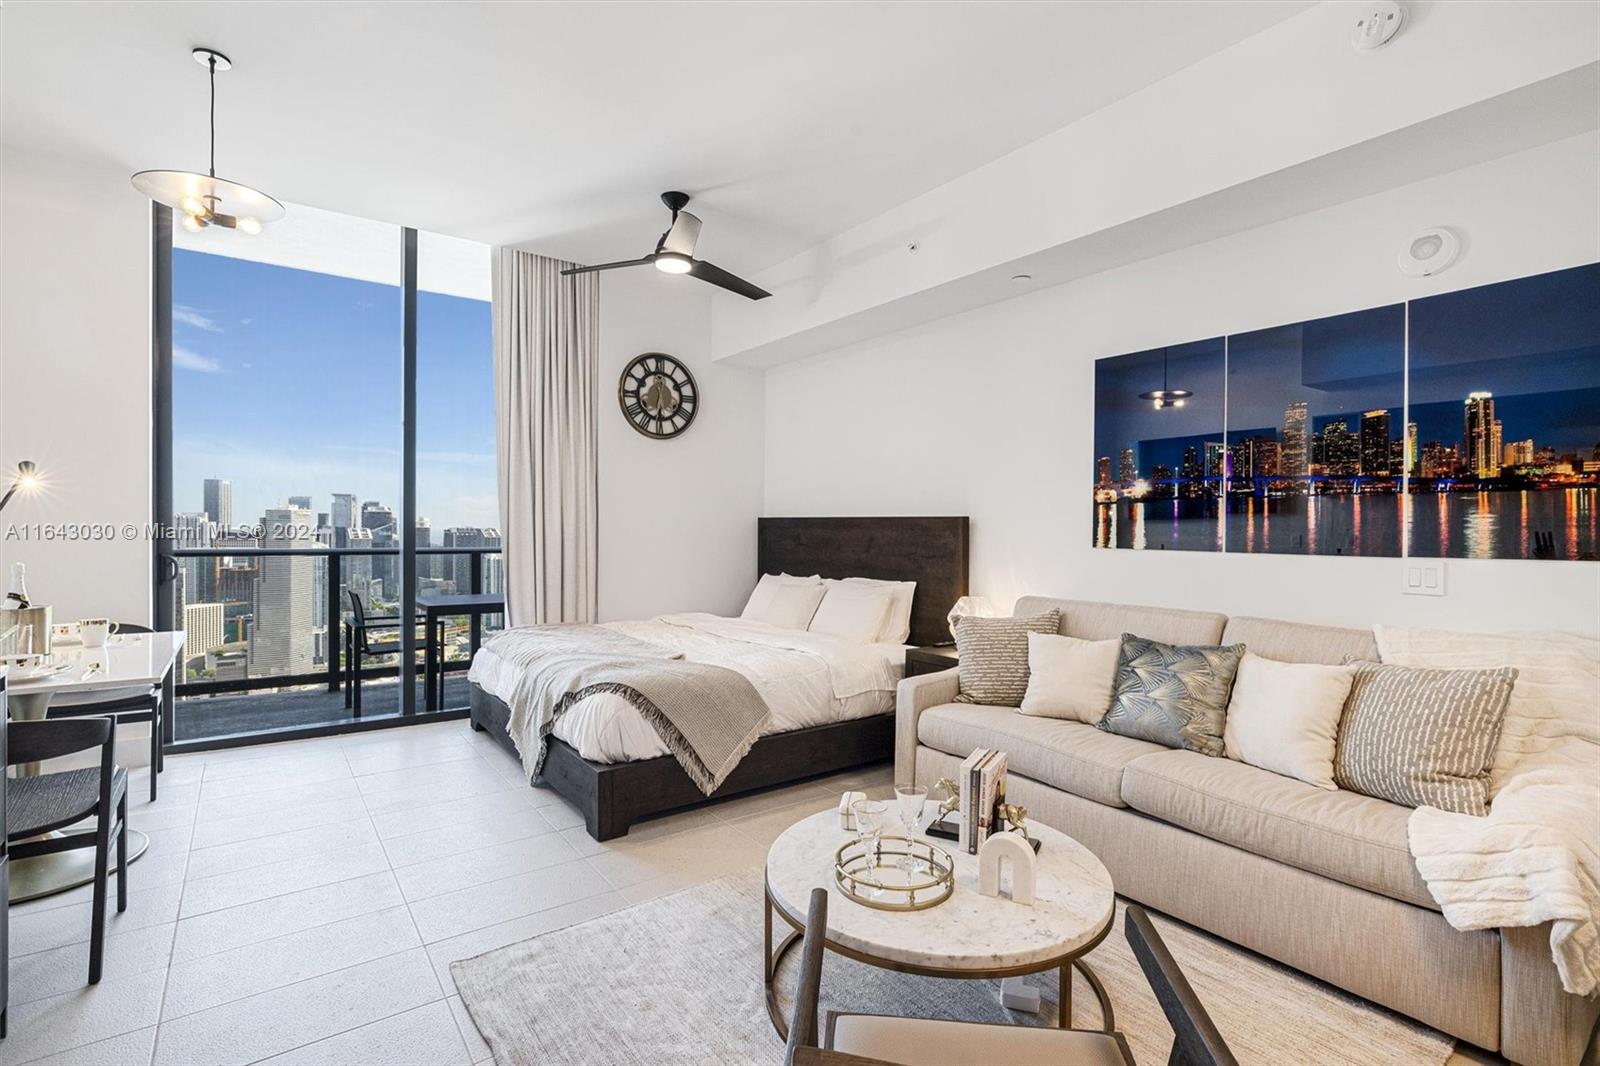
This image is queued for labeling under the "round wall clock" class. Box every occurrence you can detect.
[619,353,698,439]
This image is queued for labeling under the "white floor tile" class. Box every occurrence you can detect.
[188,797,363,850]
[255,999,471,1066]
[192,778,362,823]
[366,789,537,841]
[0,970,166,1066]
[184,817,378,881]
[15,1026,156,1066]
[445,995,492,1063]
[150,950,442,1066]
[392,831,580,902]
[178,842,390,918]
[9,923,175,1007]
[407,860,612,944]
[161,906,421,1020]
[170,871,404,964]
[379,807,553,868]
[583,823,768,891]
[10,879,183,957]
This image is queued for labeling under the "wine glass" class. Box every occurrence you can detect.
[850,799,889,896]
[894,784,928,873]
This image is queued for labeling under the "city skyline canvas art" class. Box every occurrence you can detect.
[1091,263,1599,561]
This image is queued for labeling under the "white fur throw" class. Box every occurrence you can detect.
[1379,625,1600,995]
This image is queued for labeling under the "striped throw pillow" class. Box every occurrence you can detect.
[953,611,1061,707]
[1334,662,1517,815]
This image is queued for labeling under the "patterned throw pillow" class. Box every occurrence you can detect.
[952,611,1061,706]
[1334,662,1517,815]
[1098,634,1245,756]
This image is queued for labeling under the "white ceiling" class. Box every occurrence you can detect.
[2,1,1310,272]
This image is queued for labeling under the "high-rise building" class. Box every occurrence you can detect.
[1117,448,1137,485]
[287,495,312,510]
[1359,409,1391,476]
[203,478,233,531]
[249,505,316,677]
[362,501,398,596]
[444,527,502,593]
[173,510,214,608]
[1464,392,1499,477]
[416,517,435,580]
[1204,442,1226,480]
[1421,441,1458,479]
[182,602,226,661]
[1405,422,1418,476]
[331,493,358,539]
[1319,420,1360,476]
[1096,457,1112,487]
[1503,439,1535,467]
[1281,402,1309,478]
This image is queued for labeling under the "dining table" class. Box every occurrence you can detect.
[4,630,185,901]
[418,592,504,712]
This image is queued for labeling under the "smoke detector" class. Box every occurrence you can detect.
[1352,1,1404,51]
[1398,227,1461,277]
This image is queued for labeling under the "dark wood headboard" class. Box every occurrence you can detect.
[756,517,969,647]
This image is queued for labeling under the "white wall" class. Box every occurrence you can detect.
[1,149,153,624]
[597,269,765,620]
[763,134,1600,637]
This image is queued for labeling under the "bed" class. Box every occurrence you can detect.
[467,515,969,840]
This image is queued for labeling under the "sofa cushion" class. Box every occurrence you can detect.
[917,703,1166,807]
[1013,596,1226,646]
[1120,749,1437,910]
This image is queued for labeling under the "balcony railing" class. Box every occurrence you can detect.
[164,545,502,743]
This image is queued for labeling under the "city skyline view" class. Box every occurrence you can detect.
[172,246,498,531]
[1093,264,1600,559]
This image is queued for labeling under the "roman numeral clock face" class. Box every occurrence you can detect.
[619,353,698,439]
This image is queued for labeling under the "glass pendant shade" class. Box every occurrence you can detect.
[131,171,284,230]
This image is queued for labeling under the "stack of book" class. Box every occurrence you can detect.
[957,748,1007,854]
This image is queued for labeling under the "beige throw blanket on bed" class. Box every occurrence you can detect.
[482,624,771,795]
[1379,626,1600,995]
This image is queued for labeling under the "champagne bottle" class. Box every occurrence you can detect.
[1,561,30,611]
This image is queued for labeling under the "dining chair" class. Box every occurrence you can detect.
[45,622,162,801]
[342,591,425,714]
[784,891,1236,1066]
[6,717,129,985]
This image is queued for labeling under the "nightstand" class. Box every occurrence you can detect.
[904,646,959,678]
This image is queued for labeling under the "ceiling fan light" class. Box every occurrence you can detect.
[654,253,692,275]
[181,212,206,233]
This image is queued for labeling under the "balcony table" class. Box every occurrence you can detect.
[4,630,184,900]
[417,593,505,712]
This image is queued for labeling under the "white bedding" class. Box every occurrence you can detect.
[469,613,906,764]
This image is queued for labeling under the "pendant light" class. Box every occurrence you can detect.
[132,48,284,235]
[1138,347,1193,410]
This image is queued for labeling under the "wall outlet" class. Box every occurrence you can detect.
[1403,561,1446,597]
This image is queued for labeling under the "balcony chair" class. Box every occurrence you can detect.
[46,622,162,801]
[7,718,129,987]
[784,890,1237,1066]
[342,591,426,714]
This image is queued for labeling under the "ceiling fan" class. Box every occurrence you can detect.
[560,192,771,301]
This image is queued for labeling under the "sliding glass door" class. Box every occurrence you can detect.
[153,204,495,747]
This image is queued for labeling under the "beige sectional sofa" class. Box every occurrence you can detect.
[896,596,1600,1066]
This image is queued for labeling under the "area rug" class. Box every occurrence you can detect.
[450,873,1453,1066]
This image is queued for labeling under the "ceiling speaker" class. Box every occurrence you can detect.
[1398,227,1460,278]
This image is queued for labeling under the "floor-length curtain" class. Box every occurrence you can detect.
[492,249,598,627]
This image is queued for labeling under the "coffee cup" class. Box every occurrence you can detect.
[79,618,119,648]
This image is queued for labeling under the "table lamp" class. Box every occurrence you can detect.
[0,460,40,513]
[946,595,997,640]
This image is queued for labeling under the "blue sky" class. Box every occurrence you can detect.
[172,249,497,531]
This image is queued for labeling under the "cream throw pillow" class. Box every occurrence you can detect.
[808,583,895,643]
[1223,652,1358,790]
[1019,633,1120,723]
[752,582,827,631]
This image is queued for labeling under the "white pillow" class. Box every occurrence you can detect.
[740,573,821,622]
[829,577,916,644]
[751,582,828,631]
[1019,633,1120,723]
[1223,652,1358,790]
[808,583,896,643]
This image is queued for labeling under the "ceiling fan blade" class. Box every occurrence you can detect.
[687,258,771,300]
[657,211,702,257]
[560,256,655,276]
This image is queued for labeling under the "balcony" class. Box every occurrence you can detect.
[165,545,503,748]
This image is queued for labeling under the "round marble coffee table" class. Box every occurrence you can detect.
[763,809,1116,1038]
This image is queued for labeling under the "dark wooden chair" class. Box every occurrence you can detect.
[45,622,162,801]
[342,591,424,714]
[6,718,129,985]
[786,892,1234,1066]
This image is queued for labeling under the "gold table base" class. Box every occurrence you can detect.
[9,829,150,904]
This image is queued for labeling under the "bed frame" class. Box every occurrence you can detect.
[469,515,969,840]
